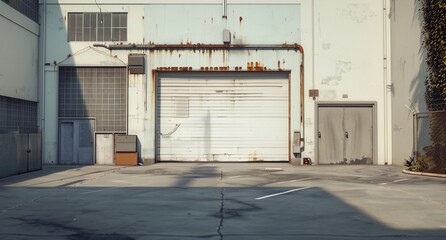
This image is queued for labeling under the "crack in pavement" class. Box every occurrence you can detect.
[217,170,224,240]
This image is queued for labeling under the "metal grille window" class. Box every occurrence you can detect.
[68,13,127,42]
[1,0,39,23]
[59,67,127,132]
[0,95,38,133]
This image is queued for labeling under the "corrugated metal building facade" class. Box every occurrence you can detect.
[41,0,400,165]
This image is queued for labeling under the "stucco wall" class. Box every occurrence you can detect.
[308,0,391,164]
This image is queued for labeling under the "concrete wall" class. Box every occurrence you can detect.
[390,0,427,165]
[43,0,392,165]
[0,1,39,102]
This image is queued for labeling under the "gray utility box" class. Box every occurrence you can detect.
[128,54,145,74]
[115,135,137,152]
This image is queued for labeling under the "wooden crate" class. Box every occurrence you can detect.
[115,152,138,166]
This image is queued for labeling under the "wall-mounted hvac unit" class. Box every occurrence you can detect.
[115,135,138,166]
[128,54,145,74]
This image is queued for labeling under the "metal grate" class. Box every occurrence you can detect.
[0,95,38,133]
[1,0,39,23]
[59,67,127,132]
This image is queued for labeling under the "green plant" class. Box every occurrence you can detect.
[420,0,446,173]
[407,155,435,172]
[404,156,415,168]
[421,0,446,108]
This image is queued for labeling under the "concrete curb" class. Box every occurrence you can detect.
[402,169,446,178]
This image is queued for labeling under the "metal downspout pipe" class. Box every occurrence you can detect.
[383,0,392,165]
[40,0,46,164]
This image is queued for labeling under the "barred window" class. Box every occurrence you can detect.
[68,12,127,42]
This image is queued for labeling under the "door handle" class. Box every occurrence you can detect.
[318,132,321,139]
[345,132,349,139]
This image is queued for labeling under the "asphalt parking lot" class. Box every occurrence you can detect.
[1,163,446,240]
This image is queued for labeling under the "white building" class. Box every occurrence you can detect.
[0,0,427,168]
[0,0,40,178]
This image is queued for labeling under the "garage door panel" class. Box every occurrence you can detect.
[156,73,289,162]
[158,151,287,161]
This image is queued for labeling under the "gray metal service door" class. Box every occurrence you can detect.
[318,106,373,165]
[60,122,75,164]
[156,72,290,162]
[59,120,95,165]
[343,107,373,164]
[318,107,344,164]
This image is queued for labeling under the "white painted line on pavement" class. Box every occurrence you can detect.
[264,168,283,172]
[393,179,408,183]
[227,175,244,179]
[255,186,312,200]
[379,178,409,185]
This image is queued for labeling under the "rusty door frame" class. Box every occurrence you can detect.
[154,70,292,162]
[315,101,377,165]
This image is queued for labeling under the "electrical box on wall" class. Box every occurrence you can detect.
[128,54,145,74]
[309,89,319,99]
[223,29,231,44]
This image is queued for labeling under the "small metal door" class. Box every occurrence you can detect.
[59,120,95,165]
[60,122,75,164]
[96,134,114,165]
[318,106,373,165]
[17,134,28,174]
[344,107,373,164]
[28,133,42,171]
[318,107,344,164]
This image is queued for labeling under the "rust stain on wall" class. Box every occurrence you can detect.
[208,49,213,63]
[247,62,266,71]
[151,70,157,108]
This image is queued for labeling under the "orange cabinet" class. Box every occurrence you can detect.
[115,152,138,166]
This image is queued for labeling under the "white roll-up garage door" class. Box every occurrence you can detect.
[156,72,289,162]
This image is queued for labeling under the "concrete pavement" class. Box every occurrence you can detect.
[1,163,446,239]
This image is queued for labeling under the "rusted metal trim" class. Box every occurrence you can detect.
[288,72,292,162]
[93,43,303,52]
[298,48,305,153]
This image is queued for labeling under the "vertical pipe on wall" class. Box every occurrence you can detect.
[311,0,315,91]
[383,0,392,164]
[222,0,227,18]
[300,51,305,152]
[40,0,46,163]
